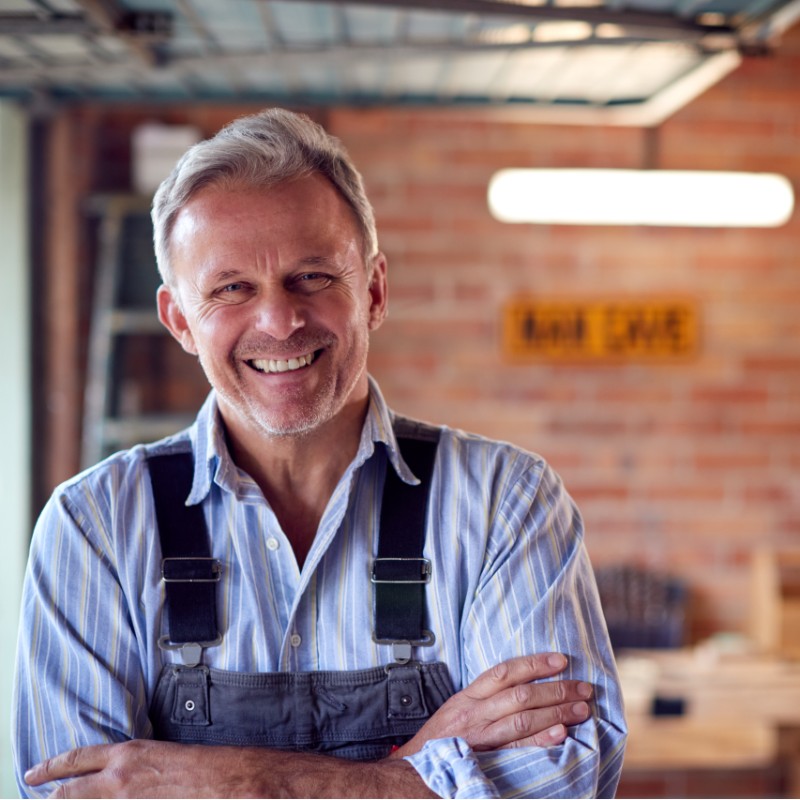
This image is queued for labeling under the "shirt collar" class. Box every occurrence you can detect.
[185,391,227,504]
[361,376,420,486]
[185,376,418,505]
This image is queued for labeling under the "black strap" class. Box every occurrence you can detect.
[148,428,439,649]
[149,453,220,645]
[373,432,440,643]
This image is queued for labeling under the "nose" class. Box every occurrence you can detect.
[252,287,306,340]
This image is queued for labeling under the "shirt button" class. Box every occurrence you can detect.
[267,537,280,551]
[290,634,302,647]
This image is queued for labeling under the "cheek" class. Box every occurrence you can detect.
[192,305,241,340]
[183,318,232,363]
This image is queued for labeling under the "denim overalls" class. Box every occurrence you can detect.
[147,428,455,760]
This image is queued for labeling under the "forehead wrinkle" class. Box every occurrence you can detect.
[173,177,368,289]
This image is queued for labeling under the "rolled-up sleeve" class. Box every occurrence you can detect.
[12,483,152,798]
[407,454,627,798]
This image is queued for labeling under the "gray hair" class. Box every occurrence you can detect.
[152,108,379,285]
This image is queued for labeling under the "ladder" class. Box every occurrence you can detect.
[81,194,203,468]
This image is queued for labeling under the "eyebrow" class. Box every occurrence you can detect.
[195,269,245,290]
[297,255,338,268]
[208,269,243,281]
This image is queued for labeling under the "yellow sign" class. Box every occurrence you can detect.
[503,299,698,361]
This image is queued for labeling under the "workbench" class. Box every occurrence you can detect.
[618,646,800,796]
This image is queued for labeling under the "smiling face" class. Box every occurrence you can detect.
[157,173,387,445]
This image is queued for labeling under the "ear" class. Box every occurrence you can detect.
[157,284,198,356]
[367,253,388,331]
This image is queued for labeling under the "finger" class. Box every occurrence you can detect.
[465,654,569,700]
[47,773,107,800]
[470,678,593,723]
[510,724,569,750]
[25,745,112,786]
[477,701,592,751]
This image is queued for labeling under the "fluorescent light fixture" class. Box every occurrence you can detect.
[476,23,532,45]
[532,21,593,41]
[595,24,627,38]
[488,169,795,227]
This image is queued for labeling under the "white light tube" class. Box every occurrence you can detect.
[488,168,795,227]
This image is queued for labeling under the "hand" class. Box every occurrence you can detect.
[391,653,592,759]
[24,739,435,799]
[25,741,252,799]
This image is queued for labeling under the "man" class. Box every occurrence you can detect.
[14,108,626,798]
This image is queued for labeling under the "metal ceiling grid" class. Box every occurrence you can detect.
[0,0,798,123]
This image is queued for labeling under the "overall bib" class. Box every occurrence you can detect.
[147,430,455,761]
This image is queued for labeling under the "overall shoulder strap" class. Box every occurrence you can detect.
[148,426,440,668]
[372,427,441,658]
[148,452,221,665]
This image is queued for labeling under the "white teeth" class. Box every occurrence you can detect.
[251,352,315,374]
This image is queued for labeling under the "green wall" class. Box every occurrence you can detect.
[0,101,30,798]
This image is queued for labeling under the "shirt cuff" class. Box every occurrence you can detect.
[404,737,500,799]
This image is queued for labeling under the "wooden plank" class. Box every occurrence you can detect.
[619,649,800,773]
[624,715,776,770]
[41,108,92,493]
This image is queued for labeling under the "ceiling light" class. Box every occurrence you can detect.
[487,169,795,227]
[532,21,593,42]
[476,24,532,45]
[595,24,627,38]
[554,0,604,7]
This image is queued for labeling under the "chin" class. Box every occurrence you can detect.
[248,403,336,439]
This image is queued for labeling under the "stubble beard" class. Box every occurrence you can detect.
[201,330,369,440]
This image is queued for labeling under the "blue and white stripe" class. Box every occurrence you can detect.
[13,377,626,798]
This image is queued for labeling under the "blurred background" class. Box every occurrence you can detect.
[1,0,799,796]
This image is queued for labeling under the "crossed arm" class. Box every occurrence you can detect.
[24,654,593,798]
[17,449,625,798]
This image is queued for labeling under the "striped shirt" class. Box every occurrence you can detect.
[13,377,626,798]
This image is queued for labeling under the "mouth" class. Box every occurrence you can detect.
[247,350,318,374]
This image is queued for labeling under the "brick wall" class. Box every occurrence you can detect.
[330,27,800,641]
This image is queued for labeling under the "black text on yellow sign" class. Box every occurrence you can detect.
[503,300,698,361]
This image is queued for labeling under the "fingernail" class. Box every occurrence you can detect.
[547,724,566,742]
[572,701,589,717]
[577,681,593,698]
[547,653,566,669]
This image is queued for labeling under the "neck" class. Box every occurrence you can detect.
[221,396,369,569]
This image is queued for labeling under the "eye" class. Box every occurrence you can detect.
[220,282,245,293]
[293,272,333,292]
[212,282,253,303]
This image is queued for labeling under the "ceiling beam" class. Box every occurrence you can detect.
[0,14,91,35]
[0,36,713,88]
[72,0,171,66]
[738,0,800,50]
[295,0,736,36]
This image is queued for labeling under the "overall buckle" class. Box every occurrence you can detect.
[371,557,431,584]
[161,557,222,583]
[372,630,436,670]
[159,557,223,666]
[158,634,223,668]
